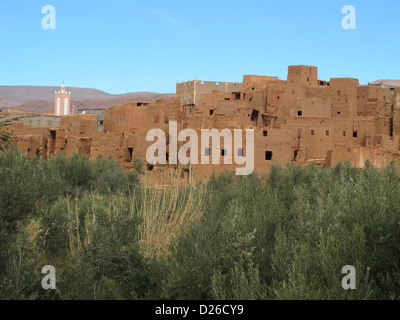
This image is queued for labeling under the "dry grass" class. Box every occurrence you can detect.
[65,168,206,260]
[138,168,206,259]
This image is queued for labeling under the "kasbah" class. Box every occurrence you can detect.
[3,65,400,183]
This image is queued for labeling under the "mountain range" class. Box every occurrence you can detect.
[0,86,175,113]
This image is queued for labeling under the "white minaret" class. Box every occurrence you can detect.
[54,81,71,116]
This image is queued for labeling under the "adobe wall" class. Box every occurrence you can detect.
[287,65,318,86]
[176,80,242,107]
[5,64,400,181]
[104,101,148,134]
[61,114,98,135]
[242,75,280,93]
[17,115,61,128]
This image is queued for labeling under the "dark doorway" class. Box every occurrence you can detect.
[128,148,133,162]
[251,109,259,123]
[49,130,56,154]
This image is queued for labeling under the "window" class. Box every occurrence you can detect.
[326,130,329,136]
[311,130,315,136]
[164,116,169,124]
[251,110,259,122]
[221,149,226,156]
[99,120,104,125]
[353,131,358,138]
[238,148,243,157]
[263,130,268,137]
[210,110,214,116]
[265,151,273,160]
[343,131,346,137]
[154,115,159,124]
[166,152,169,162]
[337,90,342,96]
[204,148,210,156]
[337,112,341,115]
[298,111,302,116]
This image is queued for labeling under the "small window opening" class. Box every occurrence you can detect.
[251,109,259,122]
[265,151,273,160]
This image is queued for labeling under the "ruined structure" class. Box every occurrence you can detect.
[176,79,242,117]
[78,108,105,130]
[3,65,400,180]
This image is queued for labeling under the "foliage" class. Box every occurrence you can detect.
[1,150,400,300]
[0,108,12,151]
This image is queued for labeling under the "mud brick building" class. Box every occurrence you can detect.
[3,65,400,180]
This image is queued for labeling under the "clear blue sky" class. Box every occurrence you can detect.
[0,0,399,94]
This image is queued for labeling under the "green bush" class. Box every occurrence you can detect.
[2,149,400,300]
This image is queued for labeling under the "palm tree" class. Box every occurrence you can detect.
[0,107,12,151]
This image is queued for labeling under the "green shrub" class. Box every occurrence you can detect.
[2,148,400,300]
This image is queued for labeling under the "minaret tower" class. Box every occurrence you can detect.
[54,81,71,116]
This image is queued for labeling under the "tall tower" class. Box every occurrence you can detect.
[54,81,71,116]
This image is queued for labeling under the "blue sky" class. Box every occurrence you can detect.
[0,0,399,94]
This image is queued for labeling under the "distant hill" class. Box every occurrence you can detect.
[0,86,114,103]
[17,100,54,113]
[72,93,176,111]
[369,80,400,87]
[0,85,175,113]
